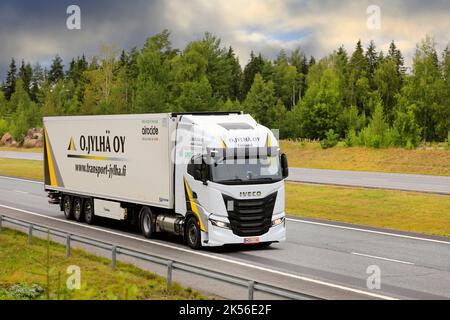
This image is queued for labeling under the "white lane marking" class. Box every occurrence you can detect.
[286,218,450,245]
[0,175,42,185]
[351,252,415,265]
[13,190,29,194]
[0,203,396,300]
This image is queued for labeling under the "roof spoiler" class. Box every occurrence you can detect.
[171,111,243,118]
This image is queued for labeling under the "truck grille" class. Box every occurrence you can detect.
[223,193,277,237]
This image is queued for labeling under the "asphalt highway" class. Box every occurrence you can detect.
[0,151,43,161]
[1,175,449,300]
[288,167,450,194]
[2,151,449,194]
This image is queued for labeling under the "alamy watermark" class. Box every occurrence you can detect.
[366,265,381,290]
[66,265,81,290]
[366,5,381,30]
[66,5,81,30]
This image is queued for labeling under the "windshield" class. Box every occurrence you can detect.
[210,156,282,184]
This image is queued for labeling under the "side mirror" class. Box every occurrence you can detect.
[281,153,289,178]
[191,159,208,185]
[193,167,202,181]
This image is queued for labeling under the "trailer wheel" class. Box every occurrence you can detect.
[63,195,73,220]
[140,207,154,239]
[186,216,201,250]
[84,199,95,225]
[73,197,84,222]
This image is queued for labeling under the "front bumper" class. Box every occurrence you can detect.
[203,213,286,247]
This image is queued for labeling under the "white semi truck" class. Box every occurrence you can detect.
[44,112,288,249]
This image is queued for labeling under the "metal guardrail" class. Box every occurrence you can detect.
[0,214,319,300]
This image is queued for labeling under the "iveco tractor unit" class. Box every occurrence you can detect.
[44,112,289,249]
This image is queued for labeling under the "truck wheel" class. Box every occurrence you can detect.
[84,199,95,225]
[73,197,84,222]
[63,195,73,220]
[186,216,201,250]
[140,207,154,239]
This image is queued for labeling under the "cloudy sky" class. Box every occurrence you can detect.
[0,0,449,79]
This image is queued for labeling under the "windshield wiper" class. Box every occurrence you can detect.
[215,177,281,185]
[252,177,274,182]
[218,178,244,183]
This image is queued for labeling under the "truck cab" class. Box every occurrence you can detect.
[173,113,288,248]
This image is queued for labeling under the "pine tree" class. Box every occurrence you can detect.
[4,58,17,100]
[199,33,233,101]
[336,46,349,105]
[388,41,405,77]
[30,63,44,102]
[347,40,369,111]
[241,52,265,100]
[48,55,64,85]
[125,47,140,112]
[226,47,242,101]
[119,50,128,68]
[78,55,88,72]
[365,40,378,89]
[18,60,33,96]
[443,44,450,83]
[66,58,77,82]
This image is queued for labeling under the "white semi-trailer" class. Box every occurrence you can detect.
[44,112,288,249]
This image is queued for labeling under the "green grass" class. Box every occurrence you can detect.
[0,146,43,153]
[0,158,43,180]
[286,182,450,237]
[0,228,207,300]
[281,140,450,176]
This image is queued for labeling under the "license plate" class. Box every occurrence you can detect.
[244,237,260,244]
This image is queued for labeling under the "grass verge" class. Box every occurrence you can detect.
[0,158,43,181]
[0,228,206,300]
[286,182,450,237]
[281,140,450,176]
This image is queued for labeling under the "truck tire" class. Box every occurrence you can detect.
[186,216,202,250]
[84,199,95,225]
[73,197,84,222]
[140,207,154,239]
[63,195,73,220]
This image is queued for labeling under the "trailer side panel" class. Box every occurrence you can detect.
[43,114,174,209]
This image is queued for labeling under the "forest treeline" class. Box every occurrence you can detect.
[0,30,449,148]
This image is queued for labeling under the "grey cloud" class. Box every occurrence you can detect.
[0,0,448,81]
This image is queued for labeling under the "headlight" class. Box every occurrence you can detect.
[272,217,285,227]
[210,218,230,229]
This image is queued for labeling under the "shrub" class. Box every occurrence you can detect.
[320,129,339,149]
[392,109,421,148]
[0,119,8,136]
[344,129,357,147]
[353,101,397,148]
[5,283,44,300]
